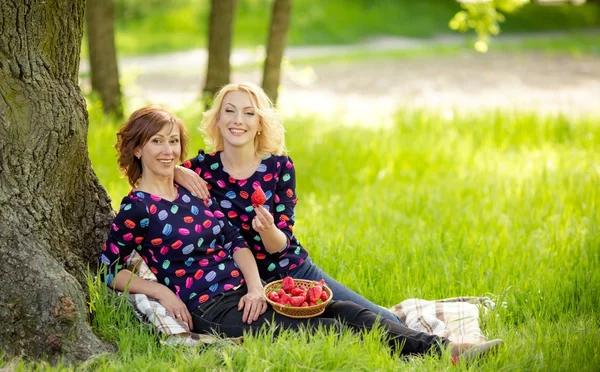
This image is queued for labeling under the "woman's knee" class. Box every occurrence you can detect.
[325,300,367,319]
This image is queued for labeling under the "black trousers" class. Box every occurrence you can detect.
[191,287,448,356]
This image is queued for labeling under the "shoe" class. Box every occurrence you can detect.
[451,339,503,365]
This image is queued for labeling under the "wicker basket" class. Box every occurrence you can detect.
[263,279,333,318]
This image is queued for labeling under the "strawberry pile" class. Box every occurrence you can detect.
[267,277,329,307]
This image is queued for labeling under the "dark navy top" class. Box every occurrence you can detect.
[99,185,248,312]
[183,151,309,279]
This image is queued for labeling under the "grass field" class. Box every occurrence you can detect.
[96,0,600,56]
[3,99,598,370]
[6,102,589,371]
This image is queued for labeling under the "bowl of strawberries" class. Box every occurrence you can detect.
[263,276,332,318]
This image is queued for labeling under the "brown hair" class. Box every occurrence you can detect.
[116,106,189,187]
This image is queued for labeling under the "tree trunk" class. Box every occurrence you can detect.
[86,0,123,117]
[203,0,236,101]
[0,0,115,364]
[262,0,292,104]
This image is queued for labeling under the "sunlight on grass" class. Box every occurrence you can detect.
[78,99,600,371]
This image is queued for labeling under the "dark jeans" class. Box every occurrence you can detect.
[191,286,448,356]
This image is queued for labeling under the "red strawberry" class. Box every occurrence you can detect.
[268,291,280,302]
[290,287,306,296]
[317,279,325,287]
[307,286,323,303]
[308,301,316,307]
[320,291,328,302]
[278,292,290,305]
[281,276,295,292]
[289,295,305,307]
[301,302,309,307]
[251,186,267,206]
[277,289,286,297]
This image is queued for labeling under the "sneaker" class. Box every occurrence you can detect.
[451,339,503,364]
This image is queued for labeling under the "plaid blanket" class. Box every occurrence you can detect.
[124,252,494,345]
[389,296,495,344]
[124,253,243,346]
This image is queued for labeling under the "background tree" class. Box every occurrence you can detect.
[261,0,293,104]
[204,0,237,102]
[450,0,530,52]
[0,0,114,364]
[86,0,123,117]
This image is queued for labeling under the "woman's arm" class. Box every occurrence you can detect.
[174,165,210,200]
[175,150,210,200]
[232,247,267,324]
[209,197,268,325]
[99,198,193,327]
[252,206,288,254]
[252,156,298,254]
[111,269,193,328]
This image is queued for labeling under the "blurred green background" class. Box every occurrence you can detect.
[83,0,600,56]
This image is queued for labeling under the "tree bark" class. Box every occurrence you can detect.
[262,0,292,104]
[0,0,115,364]
[203,0,236,101]
[86,0,123,117]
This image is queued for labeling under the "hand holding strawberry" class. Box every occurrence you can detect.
[251,204,275,233]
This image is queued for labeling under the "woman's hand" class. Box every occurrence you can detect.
[237,287,267,325]
[155,285,193,330]
[252,206,288,254]
[252,205,276,233]
[174,166,210,200]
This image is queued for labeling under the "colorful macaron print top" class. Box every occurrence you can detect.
[99,185,248,312]
[183,151,309,279]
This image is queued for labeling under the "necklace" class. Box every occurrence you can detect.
[221,152,261,179]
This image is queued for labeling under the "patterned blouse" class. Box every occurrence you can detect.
[99,185,248,312]
[183,151,309,280]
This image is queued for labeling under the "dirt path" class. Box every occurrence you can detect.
[274,52,600,124]
[94,34,599,124]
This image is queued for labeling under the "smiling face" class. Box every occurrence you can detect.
[135,123,181,181]
[217,90,261,151]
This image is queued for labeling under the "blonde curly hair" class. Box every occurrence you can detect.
[201,82,287,156]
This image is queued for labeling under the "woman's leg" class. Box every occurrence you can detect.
[191,287,341,338]
[193,294,498,360]
[323,300,447,356]
[192,291,441,355]
[289,257,403,324]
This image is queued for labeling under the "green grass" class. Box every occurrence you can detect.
[98,0,600,56]
[491,31,600,55]
[58,99,600,371]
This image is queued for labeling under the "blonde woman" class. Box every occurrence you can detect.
[176,82,400,323]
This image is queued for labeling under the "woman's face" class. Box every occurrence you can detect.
[217,90,261,151]
[135,123,181,180]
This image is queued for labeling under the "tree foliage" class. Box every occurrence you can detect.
[450,0,530,52]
